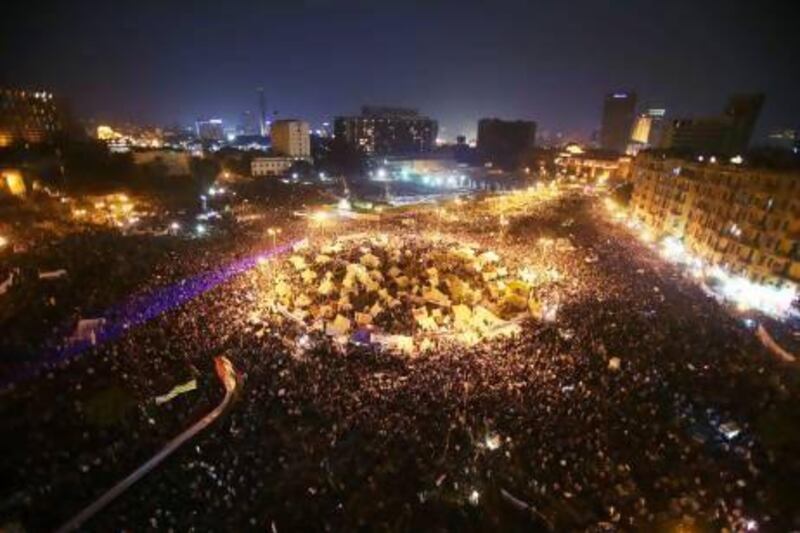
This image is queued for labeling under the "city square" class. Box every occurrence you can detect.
[2,1,800,531]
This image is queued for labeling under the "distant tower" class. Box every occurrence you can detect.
[257,87,267,136]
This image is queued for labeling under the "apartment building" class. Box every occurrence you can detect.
[631,153,800,287]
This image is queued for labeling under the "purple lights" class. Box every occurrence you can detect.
[1,240,297,390]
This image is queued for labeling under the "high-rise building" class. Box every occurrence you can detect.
[270,119,310,158]
[195,119,224,142]
[257,88,268,136]
[334,106,438,156]
[600,91,638,153]
[722,93,765,154]
[0,88,62,147]
[628,107,667,155]
[476,118,537,170]
[660,93,764,156]
[240,110,260,136]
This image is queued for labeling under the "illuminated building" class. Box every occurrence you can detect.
[257,87,268,136]
[627,107,666,155]
[476,118,537,170]
[631,152,800,286]
[0,88,62,147]
[195,118,225,142]
[600,91,637,153]
[660,94,764,156]
[270,120,310,158]
[334,106,437,156]
[251,156,297,177]
[555,145,631,181]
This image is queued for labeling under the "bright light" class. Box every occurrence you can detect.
[170,222,181,231]
[0,235,8,248]
[710,266,796,317]
[660,236,686,262]
[337,198,352,211]
[468,490,480,506]
[730,155,744,165]
[376,168,387,180]
[196,223,207,235]
[310,211,330,223]
[485,433,501,450]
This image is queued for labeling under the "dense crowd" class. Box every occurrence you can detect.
[1,189,800,531]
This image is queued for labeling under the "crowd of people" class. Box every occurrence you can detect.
[1,187,800,531]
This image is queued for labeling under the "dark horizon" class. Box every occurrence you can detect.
[2,0,798,142]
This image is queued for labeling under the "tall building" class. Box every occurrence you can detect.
[195,119,224,142]
[631,152,800,287]
[722,93,765,155]
[660,93,764,156]
[476,118,537,170]
[271,119,310,158]
[334,106,438,156]
[627,107,667,155]
[0,88,62,147]
[257,88,268,136]
[239,110,260,136]
[600,91,638,153]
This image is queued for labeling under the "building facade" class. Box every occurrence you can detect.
[0,88,62,147]
[631,153,800,287]
[334,106,437,156]
[628,107,666,155]
[251,156,297,177]
[600,92,637,153]
[195,119,224,142]
[477,118,537,170]
[660,93,764,156]
[270,119,310,158]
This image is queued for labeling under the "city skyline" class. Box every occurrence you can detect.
[2,0,798,141]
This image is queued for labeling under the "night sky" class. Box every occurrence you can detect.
[2,0,798,141]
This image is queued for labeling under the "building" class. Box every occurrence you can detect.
[239,111,261,136]
[660,93,764,156]
[271,120,310,158]
[0,88,62,147]
[600,91,638,153]
[555,144,631,182]
[476,118,537,170]
[334,106,438,156]
[195,119,224,142]
[628,107,667,155]
[630,152,800,287]
[251,156,297,177]
[257,88,268,137]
